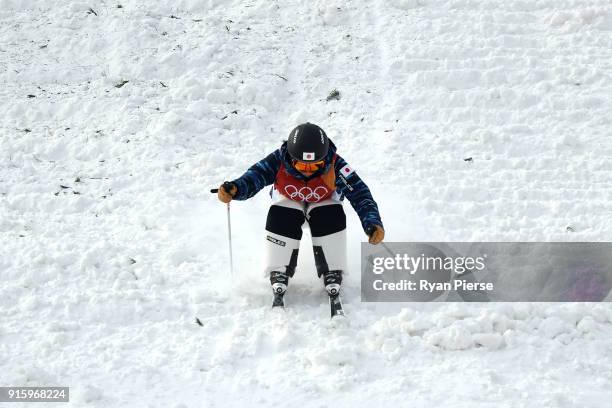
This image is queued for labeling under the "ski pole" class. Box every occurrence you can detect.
[210,183,234,276]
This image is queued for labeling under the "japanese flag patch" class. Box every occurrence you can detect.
[340,164,355,177]
[303,152,315,160]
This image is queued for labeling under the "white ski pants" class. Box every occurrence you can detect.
[263,198,347,283]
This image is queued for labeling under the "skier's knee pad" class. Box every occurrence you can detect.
[266,205,305,240]
[307,203,346,237]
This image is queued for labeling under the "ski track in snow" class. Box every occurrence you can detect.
[1,0,612,406]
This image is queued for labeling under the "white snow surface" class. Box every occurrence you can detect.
[1,0,612,406]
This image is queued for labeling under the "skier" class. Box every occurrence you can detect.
[216,123,384,313]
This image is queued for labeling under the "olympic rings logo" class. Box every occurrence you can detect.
[284,185,329,202]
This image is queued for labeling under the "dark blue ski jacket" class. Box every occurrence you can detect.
[231,140,383,233]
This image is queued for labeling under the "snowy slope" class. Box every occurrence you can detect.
[1,0,612,406]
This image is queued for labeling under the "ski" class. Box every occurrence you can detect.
[329,293,345,318]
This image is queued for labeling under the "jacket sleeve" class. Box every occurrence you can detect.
[230,150,282,200]
[334,154,383,232]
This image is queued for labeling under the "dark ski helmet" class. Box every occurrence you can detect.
[287,123,329,162]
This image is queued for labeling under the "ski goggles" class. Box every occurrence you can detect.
[292,159,325,173]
